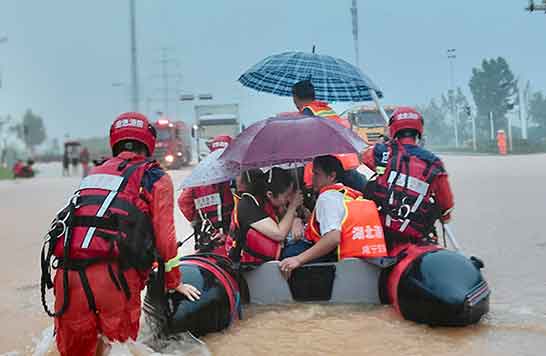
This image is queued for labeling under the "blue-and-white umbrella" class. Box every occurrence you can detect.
[239,51,383,102]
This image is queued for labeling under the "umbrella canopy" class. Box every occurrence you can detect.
[219,114,367,169]
[238,51,382,102]
[179,148,306,189]
[179,148,240,189]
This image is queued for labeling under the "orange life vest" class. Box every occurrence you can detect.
[226,193,282,265]
[302,101,351,128]
[301,101,360,187]
[496,131,507,155]
[305,184,388,259]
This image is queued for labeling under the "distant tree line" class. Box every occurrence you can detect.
[419,56,546,151]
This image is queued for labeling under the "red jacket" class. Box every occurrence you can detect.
[178,182,234,230]
[147,157,181,289]
[53,152,180,356]
[361,138,454,222]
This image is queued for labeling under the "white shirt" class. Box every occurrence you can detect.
[315,190,346,236]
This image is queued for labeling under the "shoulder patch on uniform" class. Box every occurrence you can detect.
[374,144,389,172]
[141,166,166,193]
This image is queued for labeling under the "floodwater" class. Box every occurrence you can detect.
[1,155,545,355]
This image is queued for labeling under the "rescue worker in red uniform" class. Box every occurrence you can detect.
[43,112,200,356]
[361,107,454,249]
[496,130,507,155]
[279,155,387,277]
[291,80,367,193]
[178,135,234,251]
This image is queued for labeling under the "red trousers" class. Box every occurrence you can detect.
[54,263,145,356]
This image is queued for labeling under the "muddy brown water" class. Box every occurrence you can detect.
[1,155,545,355]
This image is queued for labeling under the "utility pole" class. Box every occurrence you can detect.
[350,0,360,67]
[518,80,529,140]
[160,48,170,118]
[129,0,140,112]
[447,49,458,148]
[507,111,513,151]
[462,106,476,151]
[348,1,388,122]
[489,112,495,141]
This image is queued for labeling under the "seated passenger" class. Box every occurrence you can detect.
[227,168,303,266]
[279,155,387,277]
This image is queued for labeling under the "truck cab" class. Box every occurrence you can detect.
[345,105,396,145]
[194,104,241,161]
[153,119,192,169]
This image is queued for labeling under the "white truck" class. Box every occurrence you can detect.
[194,104,241,161]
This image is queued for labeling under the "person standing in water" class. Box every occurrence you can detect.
[43,112,200,356]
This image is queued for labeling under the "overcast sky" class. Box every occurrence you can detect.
[1,0,545,140]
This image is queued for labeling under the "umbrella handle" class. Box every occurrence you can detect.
[294,164,301,191]
[370,89,390,124]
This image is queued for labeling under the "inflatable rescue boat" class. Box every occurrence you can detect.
[143,242,490,337]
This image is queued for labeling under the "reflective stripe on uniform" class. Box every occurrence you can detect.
[80,174,125,249]
[194,193,222,210]
[387,171,429,196]
[79,174,124,192]
[165,254,182,272]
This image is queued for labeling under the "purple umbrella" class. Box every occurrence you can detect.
[219,114,367,169]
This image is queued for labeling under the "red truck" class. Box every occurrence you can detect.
[153,119,192,169]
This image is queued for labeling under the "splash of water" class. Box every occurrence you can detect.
[29,322,211,356]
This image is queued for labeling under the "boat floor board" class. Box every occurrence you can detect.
[243,258,381,305]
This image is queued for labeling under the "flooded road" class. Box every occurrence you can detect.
[1,155,545,355]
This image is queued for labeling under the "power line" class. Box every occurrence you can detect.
[149,48,183,119]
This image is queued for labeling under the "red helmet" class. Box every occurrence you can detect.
[110,112,157,156]
[207,135,233,152]
[389,107,424,139]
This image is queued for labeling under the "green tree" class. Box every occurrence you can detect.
[469,57,516,136]
[528,91,546,130]
[14,109,47,153]
[417,99,452,146]
[417,88,472,147]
